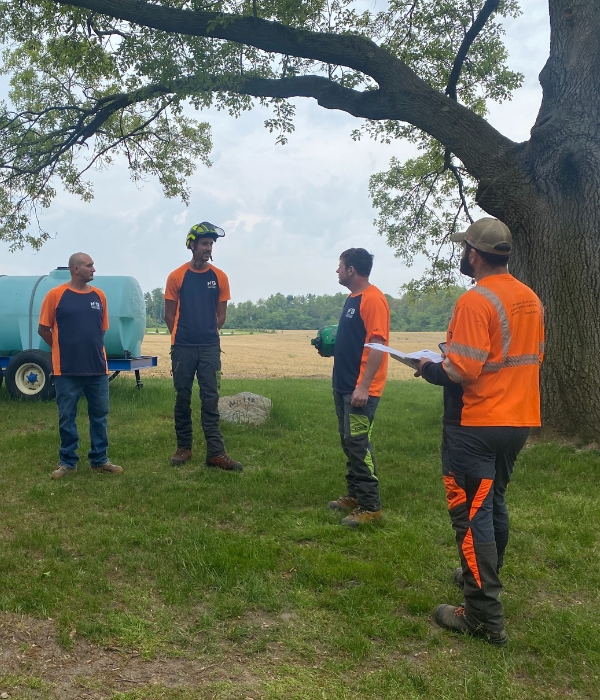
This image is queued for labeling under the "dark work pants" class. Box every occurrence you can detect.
[333,390,381,512]
[171,344,225,458]
[442,424,529,632]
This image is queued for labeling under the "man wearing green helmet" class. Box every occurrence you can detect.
[163,222,243,471]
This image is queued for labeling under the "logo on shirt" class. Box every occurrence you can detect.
[90,301,101,310]
[346,307,356,318]
[207,280,217,289]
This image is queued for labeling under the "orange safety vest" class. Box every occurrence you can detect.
[443,273,544,427]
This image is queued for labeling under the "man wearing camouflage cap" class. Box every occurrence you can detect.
[164,222,243,471]
[414,218,544,645]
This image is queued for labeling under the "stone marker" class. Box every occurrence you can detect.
[218,392,272,425]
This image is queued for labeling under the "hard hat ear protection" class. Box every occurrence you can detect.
[186,222,225,249]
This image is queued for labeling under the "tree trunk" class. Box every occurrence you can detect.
[510,206,600,441]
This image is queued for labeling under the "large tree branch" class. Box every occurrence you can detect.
[237,76,390,118]
[445,0,500,101]
[442,0,500,221]
[53,0,518,180]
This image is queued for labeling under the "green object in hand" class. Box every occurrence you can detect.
[311,325,338,357]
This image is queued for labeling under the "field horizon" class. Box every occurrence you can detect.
[142,330,447,381]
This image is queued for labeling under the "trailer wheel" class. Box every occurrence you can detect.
[5,351,55,401]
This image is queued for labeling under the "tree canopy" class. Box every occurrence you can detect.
[0,0,519,264]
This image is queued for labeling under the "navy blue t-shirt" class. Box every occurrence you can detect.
[39,284,109,376]
[164,263,231,346]
[333,294,366,394]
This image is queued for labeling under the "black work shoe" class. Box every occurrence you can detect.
[434,604,508,646]
[453,567,464,589]
[328,495,358,511]
[341,507,382,528]
[206,454,243,472]
[171,448,192,466]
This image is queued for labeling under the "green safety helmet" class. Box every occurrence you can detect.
[311,325,338,357]
[186,221,225,249]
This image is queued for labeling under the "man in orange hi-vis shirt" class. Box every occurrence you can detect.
[415,218,544,646]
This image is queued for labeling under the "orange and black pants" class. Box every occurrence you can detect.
[442,424,529,632]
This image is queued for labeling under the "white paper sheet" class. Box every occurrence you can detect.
[364,343,443,368]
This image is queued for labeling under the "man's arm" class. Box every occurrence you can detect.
[164,299,177,334]
[216,301,227,330]
[414,357,460,386]
[351,334,385,407]
[38,324,53,347]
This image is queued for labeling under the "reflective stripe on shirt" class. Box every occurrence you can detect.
[473,285,511,360]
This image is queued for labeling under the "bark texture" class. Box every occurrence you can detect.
[50,0,600,438]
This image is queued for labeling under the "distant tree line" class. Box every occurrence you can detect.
[227,287,466,331]
[387,286,466,332]
[144,289,165,328]
[144,286,465,332]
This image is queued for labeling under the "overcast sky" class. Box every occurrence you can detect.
[0,1,550,302]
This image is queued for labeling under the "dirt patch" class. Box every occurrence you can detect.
[0,612,265,699]
[142,330,446,381]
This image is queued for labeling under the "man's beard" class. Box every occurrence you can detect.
[460,253,475,278]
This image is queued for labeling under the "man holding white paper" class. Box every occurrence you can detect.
[414,218,544,646]
[328,248,390,528]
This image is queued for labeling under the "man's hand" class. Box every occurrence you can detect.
[38,324,53,347]
[413,358,432,378]
[351,383,369,407]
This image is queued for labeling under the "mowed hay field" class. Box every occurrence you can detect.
[142,330,447,380]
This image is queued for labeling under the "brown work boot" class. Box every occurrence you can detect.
[91,462,124,475]
[341,507,382,528]
[328,495,358,511]
[206,454,243,472]
[434,604,508,646]
[51,465,77,480]
[171,448,192,466]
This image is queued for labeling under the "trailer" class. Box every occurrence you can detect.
[0,268,158,400]
[0,352,158,400]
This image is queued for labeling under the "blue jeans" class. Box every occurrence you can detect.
[54,375,110,468]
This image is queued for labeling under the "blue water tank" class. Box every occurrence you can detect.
[0,268,146,358]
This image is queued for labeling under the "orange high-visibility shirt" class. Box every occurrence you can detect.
[441,273,544,427]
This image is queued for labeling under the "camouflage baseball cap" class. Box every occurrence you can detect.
[450,217,512,256]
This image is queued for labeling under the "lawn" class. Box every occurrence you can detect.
[0,377,599,699]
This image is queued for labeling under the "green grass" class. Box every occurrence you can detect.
[0,377,599,698]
